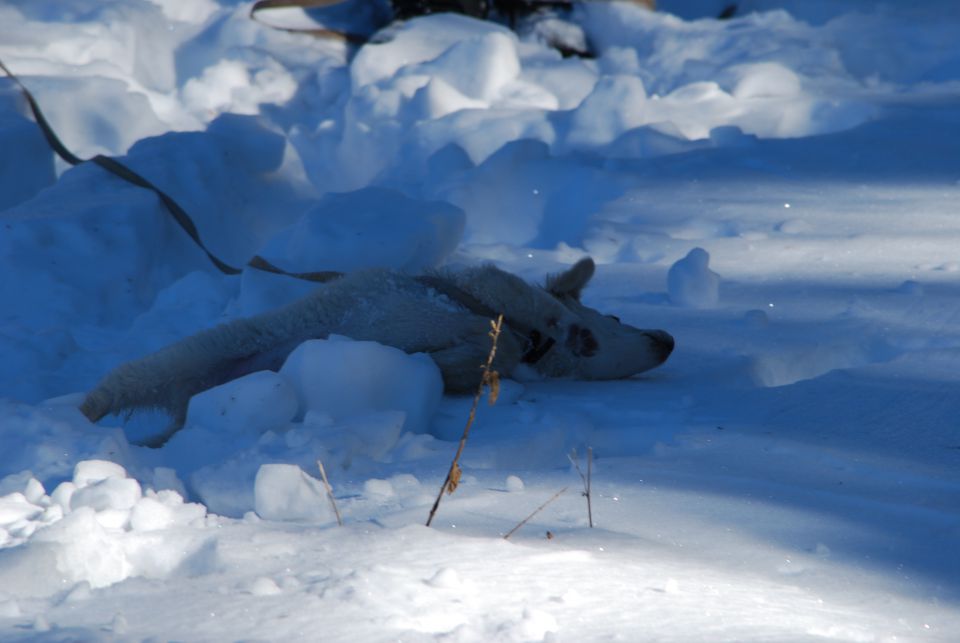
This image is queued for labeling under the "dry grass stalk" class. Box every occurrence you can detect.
[587,447,593,527]
[426,314,504,527]
[317,459,343,526]
[568,447,594,528]
[503,486,569,540]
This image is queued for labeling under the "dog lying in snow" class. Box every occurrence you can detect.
[81,258,673,446]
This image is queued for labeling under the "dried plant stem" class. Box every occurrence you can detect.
[503,486,568,540]
[426,314,504,527]
[317,459,343,527]
[568,448,594,528]
[586,447,593,528]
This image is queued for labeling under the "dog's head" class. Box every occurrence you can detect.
[531,257,674,380]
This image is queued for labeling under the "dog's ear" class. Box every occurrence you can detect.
[546,257,595,300]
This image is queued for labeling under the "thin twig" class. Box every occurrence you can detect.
[568,448,594,528]
[426,314,504,527]
[503,486,568,540]
[317,459,343,526]
[586,447,593,528]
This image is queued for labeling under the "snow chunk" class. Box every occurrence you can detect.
[667,247,721,308]
[70,477,142,513]
[514,608,559,641]
[351,14,517,89]
[0,493,43,526]
[145,0,219,24]
[50,482,77,513]
[128,496,175,532]
[29,509,132,591]
[331,410,407,463]
[0,460,209,596]
[23,478,45,505]
[254,464,332,522]
[186,370,299,436]
[182,59,297,120]
[407,78,488,120]
[413,32,521,102]
[506,475,525,492]
[280,337,444,435]
[426,567,462,589]
[731,62,803,99]
[363,478,395,501]
[108,613,129,635]
[247,576,283,596]
[73,460,129,489]
[565,75,648,149]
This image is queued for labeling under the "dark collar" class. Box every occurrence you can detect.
[415,275,557,365]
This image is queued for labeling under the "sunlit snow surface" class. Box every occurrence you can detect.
[1,0,960,640]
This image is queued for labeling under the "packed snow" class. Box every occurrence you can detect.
[667,247,720,307]
[1,0,960,640]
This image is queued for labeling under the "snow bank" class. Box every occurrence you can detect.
[0,112,314,405]
[296,5,881,199]
[256,187,464,276]
[0,91,55,211]
[242,187,464,314]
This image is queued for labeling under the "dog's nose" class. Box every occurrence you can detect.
[645,330,675,362]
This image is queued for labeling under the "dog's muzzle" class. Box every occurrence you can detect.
[644,330,675,363]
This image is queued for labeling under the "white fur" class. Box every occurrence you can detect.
[80,258,673,445]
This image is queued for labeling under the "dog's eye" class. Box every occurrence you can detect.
[565,324,599,357]
[607,315,621,323]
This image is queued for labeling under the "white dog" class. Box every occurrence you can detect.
[81,258,673,445]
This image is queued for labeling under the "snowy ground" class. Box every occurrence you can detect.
[1,0,959,640]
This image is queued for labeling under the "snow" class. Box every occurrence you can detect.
[667,247,721,307]
[185,370,300,436]
[1,0,960,640]
[0,462,208,597]
[254,463,333,522]
[255,186,465,276]
[279,336,444,434]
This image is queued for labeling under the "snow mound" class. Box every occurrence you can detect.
[667,247,721,308]
[255,186,464,276]
[280,336,444,435]
[240,186,464,315]
[0,111,316,404]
